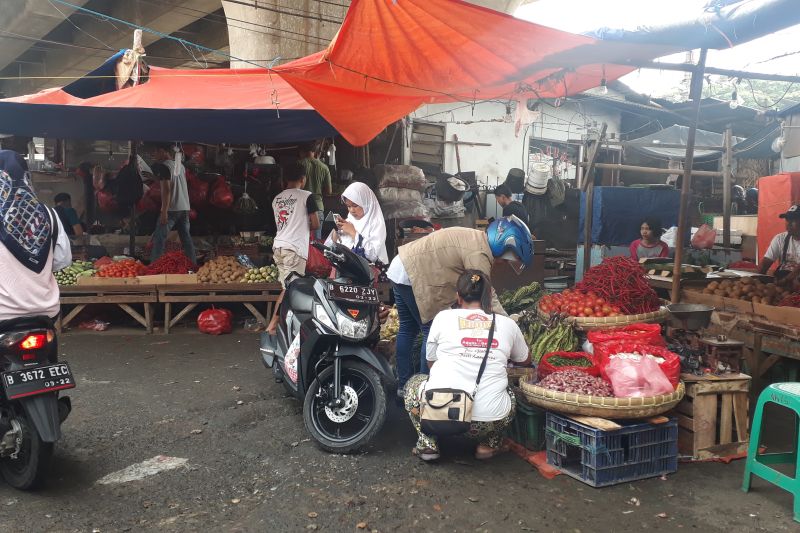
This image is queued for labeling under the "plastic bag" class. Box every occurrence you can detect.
[537,351,600,380]
[605,355,674,397]
[306,239,333,278]
[377,187,423,204]
[187,172,209,208]
[587,324,665,348]
[197,307,233,335]
[691,224,716,249]
[374,164,428,191]
[78,319,110,331]
[595,341,681,387]
[210,177,234,209]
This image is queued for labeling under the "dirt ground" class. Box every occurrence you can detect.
[0,331,796,532]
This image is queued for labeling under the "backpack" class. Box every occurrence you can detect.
[114,161,144,208]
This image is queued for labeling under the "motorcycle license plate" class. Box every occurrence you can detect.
[328,283,379,304]
[2,363,75,400]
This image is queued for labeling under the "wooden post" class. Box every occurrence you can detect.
[581,123,608,275]
[129,140,138,258]
[671,49,708,303]
[722,126,733,248]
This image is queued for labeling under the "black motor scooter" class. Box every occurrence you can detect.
[0,316,74,490]
[260,242,393,453]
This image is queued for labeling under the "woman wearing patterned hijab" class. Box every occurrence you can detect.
[0,150,71,321]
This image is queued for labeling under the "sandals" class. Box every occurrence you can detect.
[474,444,509,460]
[412,447,440,462]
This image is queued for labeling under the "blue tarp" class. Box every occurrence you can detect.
[578,187,681,245]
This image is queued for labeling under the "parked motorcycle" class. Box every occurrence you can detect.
[0,317,74,489]
[260,242,392,453]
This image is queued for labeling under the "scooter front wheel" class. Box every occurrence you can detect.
[303,360,387,454]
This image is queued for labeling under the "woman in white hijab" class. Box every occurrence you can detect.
[327,181,388,264]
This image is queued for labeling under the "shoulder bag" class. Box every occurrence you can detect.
[419,313,495,436]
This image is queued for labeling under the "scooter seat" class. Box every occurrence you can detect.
[286,277,316,314]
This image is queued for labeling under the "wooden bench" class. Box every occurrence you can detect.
[58,284,159,333]
[157,282,283,334]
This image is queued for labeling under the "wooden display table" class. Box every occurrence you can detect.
[676,373,750,460]
[749,320,800,395]
[58,284,159,333]
[158,282,283,334]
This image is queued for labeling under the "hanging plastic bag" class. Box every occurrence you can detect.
[306,238,333,278]
[691,224,716,249]
[197,307,233,335]
[210,177,234,209]
[605,355,674,397]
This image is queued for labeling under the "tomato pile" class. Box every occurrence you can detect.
[539,289,623,318]
[95,259,147,278]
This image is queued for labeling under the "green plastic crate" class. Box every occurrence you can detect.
[504,400,546,451]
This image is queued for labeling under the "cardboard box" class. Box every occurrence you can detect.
[753,302,800,328]
[164,274,198,284]
[76,276,140,286]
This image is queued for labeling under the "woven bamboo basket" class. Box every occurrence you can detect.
[537,305,669,331]
[519,379,685,419]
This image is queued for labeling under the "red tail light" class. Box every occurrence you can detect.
[19,334,47,350]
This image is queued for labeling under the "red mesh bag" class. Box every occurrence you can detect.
[537,351,600,380]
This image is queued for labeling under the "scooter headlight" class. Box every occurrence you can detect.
[337,314,369,340]
[313,304,336,331]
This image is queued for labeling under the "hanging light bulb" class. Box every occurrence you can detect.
[599,77,608,96]
[729,88,740,110]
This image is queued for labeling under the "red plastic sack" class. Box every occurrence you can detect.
[197,307,233,335]
[306,238,333,278]
[594,342,681,387]
[210,177,234,209]
[587,324,664,348]
[691,224,716,249]
[605,355,674,398]
[538,351,599,380]
[96,189,118,213]
[187,172,209,208]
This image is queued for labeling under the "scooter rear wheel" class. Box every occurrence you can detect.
[303,360,387,454]
[0,415,53,490]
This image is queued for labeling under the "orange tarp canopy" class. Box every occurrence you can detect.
[274,0,676,146]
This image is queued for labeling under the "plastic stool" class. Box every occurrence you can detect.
[742,383,800,523]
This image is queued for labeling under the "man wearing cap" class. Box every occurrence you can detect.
[760,205,800,283]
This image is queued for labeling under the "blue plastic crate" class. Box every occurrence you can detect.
[545,412,678,487]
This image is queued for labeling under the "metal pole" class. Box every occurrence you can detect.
[722,126,733,248]
[671,49,708,303]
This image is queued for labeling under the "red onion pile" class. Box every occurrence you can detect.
[538,370,614,397]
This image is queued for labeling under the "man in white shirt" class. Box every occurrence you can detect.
[760,204,800,284]
[149,144,196,264]
[267,164,320,335]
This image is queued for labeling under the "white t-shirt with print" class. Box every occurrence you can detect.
[423,309,528,422]
[765,232,800,271]
[272,188,314,259]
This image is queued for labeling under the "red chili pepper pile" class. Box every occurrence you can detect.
[575,257,661,315]
[145,251,196,275]
[779,293,800,308]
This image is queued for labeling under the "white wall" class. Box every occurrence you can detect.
[404,96,622,186]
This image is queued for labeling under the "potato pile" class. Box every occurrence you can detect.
[198,256,248,284]
[700,277,790,305]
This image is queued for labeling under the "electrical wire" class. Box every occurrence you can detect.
[744,78,797,109]
[48,0,278,70]
[46,0,113,50]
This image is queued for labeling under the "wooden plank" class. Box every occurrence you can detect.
[719,395,733,445]
[410,153,444,165]
[144,303,153,334]
[159,294,278,303]
[693,395,718,451]
[567,415,622,431]
[164,302,172,335]
[681,372,751,382]
[61,295,158,304]
[678,428,696,457]
[242,303,267,326]
[412,123,445,136]
[676,413,695,432]
[409,143,443,156]
[692,379,751,395]
[732,392,750,441]
[675,399,694,416]
[117,304,148,329]
[169,303,199,331]
[61,304,86,328]
[760,354,781,375]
